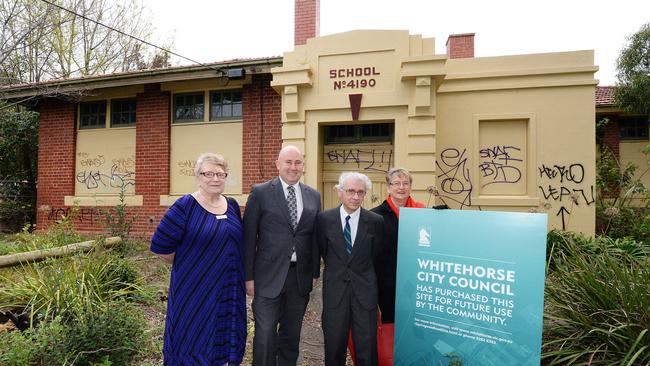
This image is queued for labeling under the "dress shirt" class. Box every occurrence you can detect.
[279,177,303,262]
[279,177,304,223]
[339,205,360,247]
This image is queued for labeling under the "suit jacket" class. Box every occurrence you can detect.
[317,206,384,311]
[244,177,321,298]
[371,200,399,323]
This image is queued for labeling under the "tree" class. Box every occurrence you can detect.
[615,22,650,114]
[0,0,172,84]
[0,102,39,230]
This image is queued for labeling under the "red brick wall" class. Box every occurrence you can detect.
[295,0,319,45]
[446,33,475,59]
[242,74,283,193]
[36,78,281,236]
[602,117,620,159]
[132,84,171,234]
[36,99,77,230]
[36,85,172,237]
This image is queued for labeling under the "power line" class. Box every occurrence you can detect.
[38,0,226,75]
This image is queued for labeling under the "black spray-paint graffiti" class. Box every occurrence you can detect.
[326,149,393,173]
[436,148,473,209]
[538,163,594,230]
[478,145,523,187]
[47,207,99,223]
[77,164,135,189]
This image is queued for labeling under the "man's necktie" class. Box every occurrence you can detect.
[344,215,352,254]
[287,185,298,230]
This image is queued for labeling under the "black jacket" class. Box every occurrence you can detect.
[371,200,398,323]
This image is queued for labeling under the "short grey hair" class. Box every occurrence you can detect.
[195,153,228,176]
[335,172,372,191]
[386,167,413,184]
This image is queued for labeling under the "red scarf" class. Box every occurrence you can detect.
[387,196,425,219]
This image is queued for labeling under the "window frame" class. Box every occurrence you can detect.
[619,116,649,140]
[110,98,137,127]
[173,92,205,123]
[209,89,243,121]
[324,123,393,144]
[79,101,107,130]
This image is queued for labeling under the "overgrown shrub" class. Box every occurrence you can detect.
[103,186,137,256]
[0,253,146,323]
[542,231,650,365]
[0,302,146,366]
[0,316,69,365]
[0,214,86,255]
[595,141,650,244]
[63,300,146,365]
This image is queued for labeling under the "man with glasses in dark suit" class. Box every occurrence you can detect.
[317,171,384,366]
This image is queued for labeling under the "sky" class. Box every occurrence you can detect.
[144,0,650,86]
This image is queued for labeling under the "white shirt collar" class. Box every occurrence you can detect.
[339,205,360,221]
[278,176,299,191]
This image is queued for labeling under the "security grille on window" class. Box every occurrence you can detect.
[619,116,649,140]
[174,93,204,122]
[79,101,107,129]
[210,90,242,120]
[325,123,392,144]
[111,99,136,127]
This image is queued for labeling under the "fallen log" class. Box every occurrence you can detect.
[0,237,122,268]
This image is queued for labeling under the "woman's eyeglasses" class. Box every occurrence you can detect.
[200,171,228,179]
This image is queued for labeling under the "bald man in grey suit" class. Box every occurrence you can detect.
[244,145,321,366]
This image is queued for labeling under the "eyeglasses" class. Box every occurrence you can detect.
[389,181,410,188]
[200,171,228,179]
[342,189,366,197]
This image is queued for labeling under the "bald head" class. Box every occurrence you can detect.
[276,145,304,185]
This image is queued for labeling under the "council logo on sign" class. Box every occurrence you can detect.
[418,226,431,246]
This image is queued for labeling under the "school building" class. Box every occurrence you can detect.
[0,0,602,235]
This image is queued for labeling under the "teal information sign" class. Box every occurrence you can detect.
[394,209,547,366]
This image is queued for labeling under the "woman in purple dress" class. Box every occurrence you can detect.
[151,153,246,365]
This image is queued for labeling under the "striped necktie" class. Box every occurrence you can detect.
[344,215,352,254]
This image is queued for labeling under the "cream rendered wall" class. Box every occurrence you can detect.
[169,122,243,197]
[272,30,597,234]
[75,128,136,197]
[273,30,441,207]
[66,86,144,206]
[161,78,248,205]
[620,141,650,205]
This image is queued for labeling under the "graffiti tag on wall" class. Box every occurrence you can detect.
[176,160,196,177]
[538,163,594,230]
[76,153,135,191]
[436,148,473,208]
[47,207,100,223]
[478,145,523,187]
[325,148,393,173]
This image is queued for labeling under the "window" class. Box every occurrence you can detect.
[111,99,136,127]
[174,93,204,123]
[619,116,649,140]
[79,101,107,129]
[210,90,242,120]
[325,123,392,144]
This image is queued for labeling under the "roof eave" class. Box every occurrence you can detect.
[0,57,283,100]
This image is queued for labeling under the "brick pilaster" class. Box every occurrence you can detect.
[35,99,77,230]
[242,74,283,192]
[133,83,171,234]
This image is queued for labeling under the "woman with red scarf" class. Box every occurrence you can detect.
[371,168,425,364]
